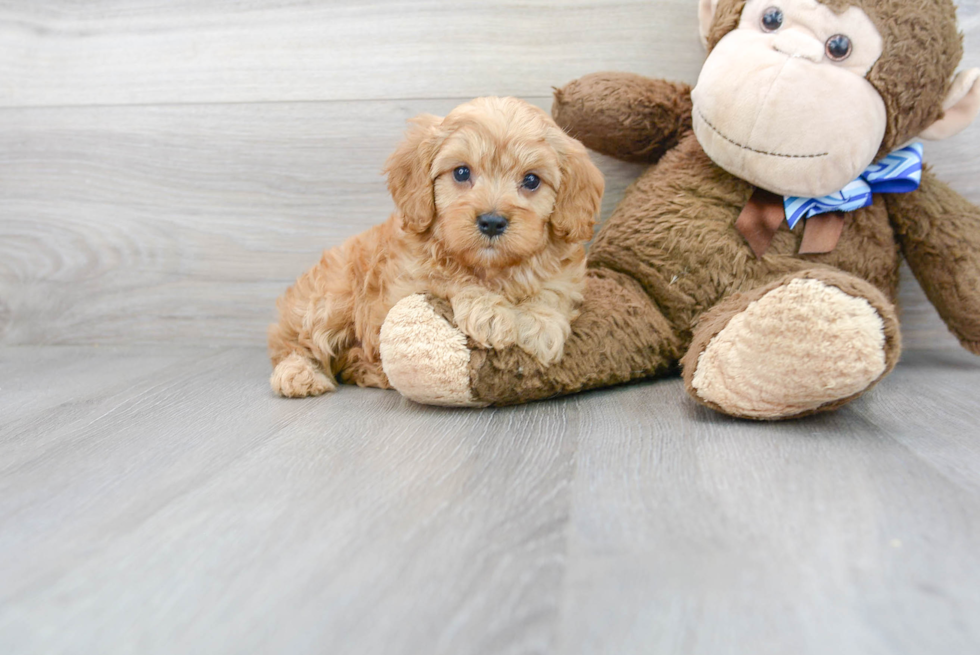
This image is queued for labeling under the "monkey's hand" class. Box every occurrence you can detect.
[551,73,693,165]
[888,169,980,354]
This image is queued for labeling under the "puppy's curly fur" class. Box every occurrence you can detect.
[268,97,604,397]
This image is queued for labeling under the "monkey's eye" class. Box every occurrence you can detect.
[521,173,541,191]
[825,34,852,61]
[453,166,471,183]
[761,7,783,31]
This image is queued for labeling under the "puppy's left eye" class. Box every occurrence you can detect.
[453,166,471,183]
[521,173,541,191]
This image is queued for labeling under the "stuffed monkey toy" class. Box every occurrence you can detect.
[379,0,980,419]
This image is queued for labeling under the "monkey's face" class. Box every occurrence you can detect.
[692,0,887,198]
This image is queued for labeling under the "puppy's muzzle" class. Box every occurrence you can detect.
[477,213,508,238]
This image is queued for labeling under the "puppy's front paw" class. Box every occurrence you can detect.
[451,295,519,351]
[271,353,336,398]
[515,310,571,366]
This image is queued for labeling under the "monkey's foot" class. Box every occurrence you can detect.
[681,271,901,420]
[380,294,486,407]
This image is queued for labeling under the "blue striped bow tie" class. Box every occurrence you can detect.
[783,143,924,228]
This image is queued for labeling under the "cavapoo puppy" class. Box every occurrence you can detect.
[268,96,604,398]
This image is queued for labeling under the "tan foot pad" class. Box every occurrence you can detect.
[380,294,484,407]
[692,278,887,419]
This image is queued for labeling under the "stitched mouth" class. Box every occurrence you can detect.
[695,108,828,159]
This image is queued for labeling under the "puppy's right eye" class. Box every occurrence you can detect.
[521,173,541,191]
[453,166,471,183]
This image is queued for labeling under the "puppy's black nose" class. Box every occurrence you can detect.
[477,213,508,237]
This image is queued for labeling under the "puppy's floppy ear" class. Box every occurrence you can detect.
[384,114,444,233]
[552,134,604,243]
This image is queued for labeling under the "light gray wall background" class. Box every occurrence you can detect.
[1,0,978,347]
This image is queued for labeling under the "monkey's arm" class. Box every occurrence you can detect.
[888,170,980,354]
[552,72,693,164]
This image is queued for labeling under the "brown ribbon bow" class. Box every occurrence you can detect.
[735,188,845,258]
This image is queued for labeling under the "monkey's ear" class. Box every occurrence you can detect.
[698,0,720,48]
[384,114,444,232]
[920,69,980,141]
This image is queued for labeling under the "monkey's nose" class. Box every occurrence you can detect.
[477,213,509,237]
[772,29,824,63]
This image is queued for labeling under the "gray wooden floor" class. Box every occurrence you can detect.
[2,346,980,654]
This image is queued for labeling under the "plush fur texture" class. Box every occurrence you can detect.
[705,0,963,157]
[462,134,905,407]
[888,170,980,354]
[378,294,480,406]
[553,74,694,164]
[682,270,900,419]
[269,96,603,397]
[379,0,980,420]
[689,279,887,419]
[694,0,890,197]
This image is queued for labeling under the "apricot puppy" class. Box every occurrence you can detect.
[268,97,605,397]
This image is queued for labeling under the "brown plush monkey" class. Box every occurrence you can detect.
[379,0,980,419]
